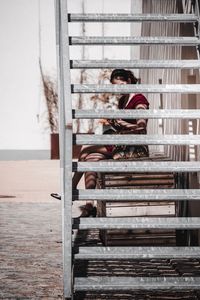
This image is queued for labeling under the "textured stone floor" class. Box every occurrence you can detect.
[2,201,200,300]
[1,161,200,299]
[74,230,200,300]
[0,161,63,299]
[0,202,63,299]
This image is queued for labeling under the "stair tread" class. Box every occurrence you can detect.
[72,83,200,93]
[74,161,200,173]
[71,36,200,45]
[75,134,200,145]
[69,13,198,22]
[73,189,200,201]
[73,108,200,119]
[75,246,200,260]
[71,59,200,69]
[74,276,200,291]
[73,217,200,230]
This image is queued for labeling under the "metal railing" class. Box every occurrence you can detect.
[55,0,200,298]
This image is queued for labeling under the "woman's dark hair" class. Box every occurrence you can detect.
[110,69,138,84]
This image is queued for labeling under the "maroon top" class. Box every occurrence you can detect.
[119,93,149,123]
[125,93,149,108]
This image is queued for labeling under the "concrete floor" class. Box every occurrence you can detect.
[1,161,200,300]
[0,160,64,299]
[0,160,60,203]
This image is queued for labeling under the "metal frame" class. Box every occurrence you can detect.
[55,0,73,299]
[55,0,200,297]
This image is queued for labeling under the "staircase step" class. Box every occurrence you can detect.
[73,217,200,230]
[74,134,200,146]
[104,174,174,179]
[70,36,200,45]
[74,276,200,291]
[103,178,175,187]
[73,109,200,119]
[71,84,200,94]
[69,13,198,22]
[75,246,200,260]
[73,189,200,201]
[102,231,176,246]
[74,161,200,173]
[71,59,200,69]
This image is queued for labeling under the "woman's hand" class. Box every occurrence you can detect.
[100,119,121,128]
[99,119,110,125]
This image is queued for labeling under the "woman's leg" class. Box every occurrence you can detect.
[73,145,111,216]
[72,171,83,189]
[84,152,107,189]
[72,145,111,189]
[72,145,96,189]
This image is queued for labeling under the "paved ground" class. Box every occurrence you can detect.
[1,160,200,300]
[0,160,86,299]
[0,202,63,299]
[0,160,61,204]
[0,161,64,299]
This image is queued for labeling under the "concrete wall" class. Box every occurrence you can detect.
[0,0,56,156]
[0,0,140,159]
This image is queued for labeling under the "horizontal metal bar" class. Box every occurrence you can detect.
[69,13,198,22]
[74,277,200,291]
[75,246,200,260]
[73,189,200,201]
[75,134,200,145]
[73,161,200,173]
[72,84,200,94]
[70,36,200,45]
[73,109,200,119]
[71,59,200,69]
[73,217,200,230]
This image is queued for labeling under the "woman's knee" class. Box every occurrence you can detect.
[79,147,108,162]
[85,152,106,161]
[79,147,98,161]
[79,152,88,161]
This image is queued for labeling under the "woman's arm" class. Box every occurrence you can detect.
[110,104,148,133]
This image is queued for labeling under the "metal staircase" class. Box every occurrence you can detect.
[55,0,200,299]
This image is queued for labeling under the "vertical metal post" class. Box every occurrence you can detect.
[194,0,200,58]
[55,0,73,299]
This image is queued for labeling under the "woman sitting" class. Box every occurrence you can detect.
[73,69,149,194]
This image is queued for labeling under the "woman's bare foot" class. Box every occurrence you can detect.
[79,203,97,217]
